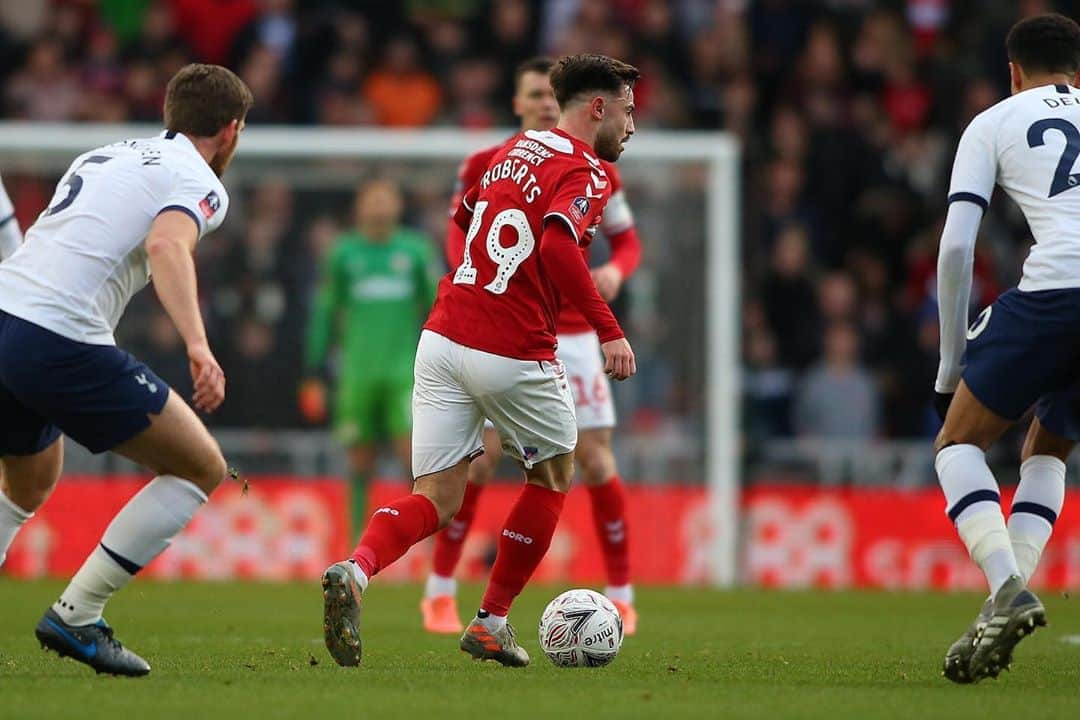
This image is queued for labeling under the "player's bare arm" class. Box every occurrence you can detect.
[146,210,224,413]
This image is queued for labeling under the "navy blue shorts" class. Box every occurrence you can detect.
[963,287,1080,439]
[0,311,170,456]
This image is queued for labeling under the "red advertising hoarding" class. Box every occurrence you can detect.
[3,476,1078,589]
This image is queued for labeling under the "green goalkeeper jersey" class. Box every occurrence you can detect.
[305,229,439,381]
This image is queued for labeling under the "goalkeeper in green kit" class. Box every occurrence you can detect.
[300,179,438,537]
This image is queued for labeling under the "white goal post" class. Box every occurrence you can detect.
[0,123,741,586]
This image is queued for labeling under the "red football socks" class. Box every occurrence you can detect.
[431,482,484,577]
[481,483,566,617]
[351,494,439,578]
[588,476,631,586]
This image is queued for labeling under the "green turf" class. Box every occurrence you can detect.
[0,580,1077,719]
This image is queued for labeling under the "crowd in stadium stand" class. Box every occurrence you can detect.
[0,0,1074,449]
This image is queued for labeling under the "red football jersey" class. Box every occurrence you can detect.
[445,142,639,336]
[426,129,615,360]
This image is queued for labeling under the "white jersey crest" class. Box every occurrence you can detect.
[950,82,1080,291]
[0,132,228,345]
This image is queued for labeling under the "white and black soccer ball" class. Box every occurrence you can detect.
[538,588,623,667]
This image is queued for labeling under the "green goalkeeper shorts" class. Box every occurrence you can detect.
[334,374,413,445]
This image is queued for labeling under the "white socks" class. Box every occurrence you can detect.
[54,476,207,625]
[477,610,507,632]
[1009,455,1065,583]
[425,573,456,599]
[0,491,33,568]
[936,444,1018,596]
[347,559,369,593]
[605,585,634,604]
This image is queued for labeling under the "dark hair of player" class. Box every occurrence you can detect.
[549,54,640,109]
[1006,13,1080,75]
[164,64,254,138]
[514,57,555,91]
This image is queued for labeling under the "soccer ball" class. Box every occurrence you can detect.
[538,588,623,667]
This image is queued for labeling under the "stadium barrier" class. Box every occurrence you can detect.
[4,476,1077,589]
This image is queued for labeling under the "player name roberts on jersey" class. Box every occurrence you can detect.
[950,82,1080,291]
[0,131,228,346]
[426,128,612,361]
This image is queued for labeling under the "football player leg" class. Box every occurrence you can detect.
[0,374,64,567]
[936,382,1044,683]
[322,330,481,666]
[39,387,229,677]
[1012,415,1070,584]
[577,428,636,635]
[562,330,637,633]
[460,354,578,667]
[462,452,572,667]
[422,425,500,634]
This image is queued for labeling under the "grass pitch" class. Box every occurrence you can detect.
[0,580,1077,720]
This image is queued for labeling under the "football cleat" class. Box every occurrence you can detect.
[35,609,150,677]
[968,575,1047,682]
[942,597,992,683]
[460,618,530,667]
[322,561,363,667]
[421,595,463,634]
[612,600,637,636]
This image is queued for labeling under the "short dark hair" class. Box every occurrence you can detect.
[1006,13,1080,75]
[549,54,640,108]
[164,63,254,137]
[514,56,555,92]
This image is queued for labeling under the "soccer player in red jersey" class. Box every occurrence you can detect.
[321,54,639,668]
[422,57,642,637]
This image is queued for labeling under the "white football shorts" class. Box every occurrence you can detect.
[557,331,616,430]
[412,330,577,478]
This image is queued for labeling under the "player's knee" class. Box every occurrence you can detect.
[577,445,615,486]
[187,445,228,494]
[4,482,53,513]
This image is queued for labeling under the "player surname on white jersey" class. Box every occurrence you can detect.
[937,81,1080,392]
[948,82,1080,290]
[0,131,228,346]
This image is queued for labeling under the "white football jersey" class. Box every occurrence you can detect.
[0,131,228,345]
[950,82,1080,291]
[0,172,21,261]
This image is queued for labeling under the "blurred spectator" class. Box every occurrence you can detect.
[363,35,442,127]
[230,0,297,70]
[743,325,794,440]
[5,38,80,121]
[124,1,190,62]
[761,224,820,369]
[217,316,298,427]
[793,321,880,440]
[169,0,256,65]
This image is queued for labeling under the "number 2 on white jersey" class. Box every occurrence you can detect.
[453,199,536,294]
